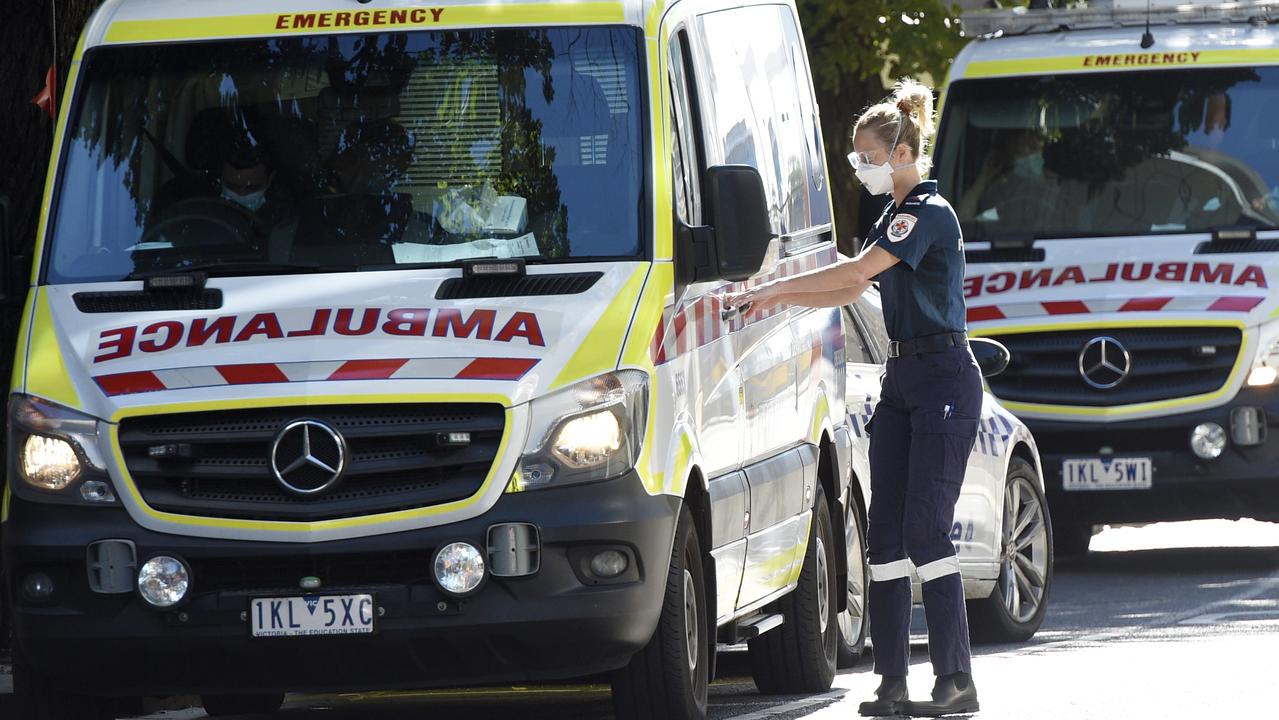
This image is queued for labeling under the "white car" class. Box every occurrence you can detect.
[836,289,1054,664]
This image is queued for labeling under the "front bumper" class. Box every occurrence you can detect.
[3,470,678,697]
[1028,386,1279,526]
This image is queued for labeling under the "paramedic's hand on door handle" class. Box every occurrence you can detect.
[721,300,752,322]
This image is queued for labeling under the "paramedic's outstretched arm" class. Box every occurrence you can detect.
[723,246,899,312]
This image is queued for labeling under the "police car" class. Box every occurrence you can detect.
[940,0,1279,555]
[837,289,1053,661]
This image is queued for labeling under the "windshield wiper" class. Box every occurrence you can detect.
[127,261,358,282]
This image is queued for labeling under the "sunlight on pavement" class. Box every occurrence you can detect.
[1090,519,1279,552]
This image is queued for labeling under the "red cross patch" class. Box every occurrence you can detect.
[887,214,917,243]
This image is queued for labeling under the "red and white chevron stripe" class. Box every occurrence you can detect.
[651,245,840,365]
[94,356,539,397]
[967,295,1266,323]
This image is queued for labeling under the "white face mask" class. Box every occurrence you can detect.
[855,162,896,196]
[223,186,267,212]
[850,118,908,196]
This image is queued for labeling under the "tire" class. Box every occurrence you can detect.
[969,457,1053,644]
[836,489,869,668]
[13,648,112,720]
[201,693,286,716]
[1053,522,1094,559]
[748,485,838,694]
[611,505,709,720]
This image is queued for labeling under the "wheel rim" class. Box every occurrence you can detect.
[838,506,866,645]
[816,535,830,633]
[683,568,699,672]
[1001,475,1049,623]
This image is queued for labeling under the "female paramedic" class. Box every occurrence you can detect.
[724,79,980,718]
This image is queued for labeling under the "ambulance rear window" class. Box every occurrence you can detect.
[46,26,644,283]
[935,68,1279,241]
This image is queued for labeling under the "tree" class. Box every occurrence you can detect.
[796,1,966,252]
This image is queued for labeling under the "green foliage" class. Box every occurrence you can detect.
[797,1,966,96]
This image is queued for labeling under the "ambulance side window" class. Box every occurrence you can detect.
[669,31,704,226]
[696,6,827,243]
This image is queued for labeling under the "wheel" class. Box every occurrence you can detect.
[748,485,838,694]
[611,505,709,720]
[13,648,112,720]
[837,490,869,668]
[969,457,1053,644]
[1053,522,1094,559]
[201,693,286,716]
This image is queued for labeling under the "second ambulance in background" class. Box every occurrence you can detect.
[938,0,1279,552]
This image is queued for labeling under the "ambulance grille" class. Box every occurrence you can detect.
[117,404,505,521]
[983,327,1242,407]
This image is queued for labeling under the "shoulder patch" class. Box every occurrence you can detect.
[887,214,918,243]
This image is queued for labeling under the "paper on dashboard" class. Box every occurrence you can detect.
[392,233,539,264]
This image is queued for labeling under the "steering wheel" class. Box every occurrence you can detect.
[140,196,264,248]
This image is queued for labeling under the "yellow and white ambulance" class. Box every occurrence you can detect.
[939,0,1279,553]
[1,1,853,717]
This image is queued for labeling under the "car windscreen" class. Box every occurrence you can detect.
[46,27,644,283]
[934,68,1279,241]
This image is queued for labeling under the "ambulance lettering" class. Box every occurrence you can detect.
[275,8,445,31]
[93,307,546,363]
[1082,51,1201,68]
[964,262,1267,298]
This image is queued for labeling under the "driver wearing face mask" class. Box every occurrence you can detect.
[218,141,295,231]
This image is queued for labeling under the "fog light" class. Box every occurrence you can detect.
[21,572,55,602]
[433,542,485,596]
[590,550,629,578]
[137,556,190,608]
[1190,422,1227,460]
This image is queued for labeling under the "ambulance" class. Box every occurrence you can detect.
[938,0,1279,553]
[1,1,855,717]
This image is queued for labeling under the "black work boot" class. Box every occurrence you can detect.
[902,672,979,717]
[858,675,909,717]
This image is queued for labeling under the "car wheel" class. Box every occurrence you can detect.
[13,647,112,720]
[969,457,1053,644]
[837,490,869,668]
[612,505,709,720]
[748,485,838,693]
[201,693,286,716]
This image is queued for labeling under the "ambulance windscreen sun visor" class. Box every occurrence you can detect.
[935,68,1279,241]
[46,26,645,283]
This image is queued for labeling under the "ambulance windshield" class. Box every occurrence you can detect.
[46,27,644,283]
[936,68,1279,241]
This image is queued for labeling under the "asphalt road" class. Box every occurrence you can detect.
[6,519,1277,720]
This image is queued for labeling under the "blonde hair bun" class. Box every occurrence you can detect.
[892,79,935,138]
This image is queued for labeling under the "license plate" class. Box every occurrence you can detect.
[1062,457,1152,491]
[250,594,375,638]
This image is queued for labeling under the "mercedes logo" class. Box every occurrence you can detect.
[1078,336,1131,390]
[270,420,347,496]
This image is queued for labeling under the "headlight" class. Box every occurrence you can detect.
[9,394,111,498]
[1248,336,1279,386]
[511,370,648,491]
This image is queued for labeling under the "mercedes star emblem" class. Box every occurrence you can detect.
[270,419,348,496]
[1078,336,1131,390]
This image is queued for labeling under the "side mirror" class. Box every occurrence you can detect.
[676,165,774,284]
[970,337,1010,378]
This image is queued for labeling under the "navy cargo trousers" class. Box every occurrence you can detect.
[866,345,982,677]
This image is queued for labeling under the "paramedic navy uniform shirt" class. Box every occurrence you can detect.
[868,180,967,342]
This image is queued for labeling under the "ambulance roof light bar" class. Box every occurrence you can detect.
[962,1,1279,39]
